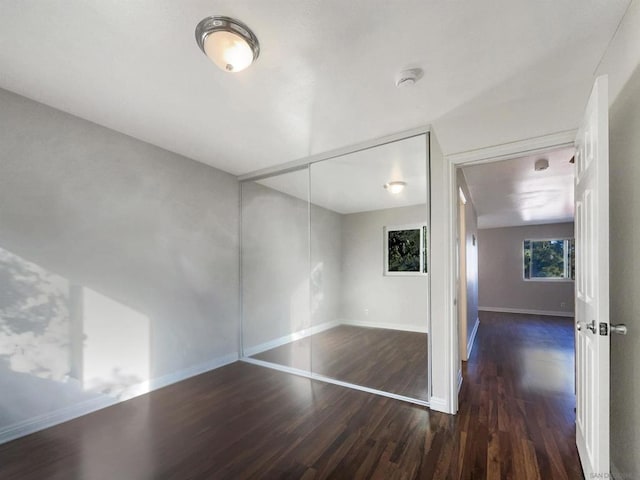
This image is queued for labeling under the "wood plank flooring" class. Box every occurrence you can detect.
[252,325,429,400]
[0,312,583,479]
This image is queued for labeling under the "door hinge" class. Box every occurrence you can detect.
[599,322,608,336]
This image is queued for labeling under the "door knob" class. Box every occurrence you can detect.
[610,324,628,335]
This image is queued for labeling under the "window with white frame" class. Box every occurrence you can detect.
[523,238,575,280]
[384,224,427,275]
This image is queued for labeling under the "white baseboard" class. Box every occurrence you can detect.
[129,352,238,397]
[243,320,340,357]
[340,319,428,334]
[0,352,238,446]
[429,396,451,414]
[479,306,574,318]
[0,395,117,446]
[467,317,480,359]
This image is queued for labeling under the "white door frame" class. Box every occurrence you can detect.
[443,129,577,413]
[458,190,468,362]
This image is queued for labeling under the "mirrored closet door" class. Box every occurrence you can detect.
[310,134,430,401]
[241,133,430,404]
[241,168,311,374]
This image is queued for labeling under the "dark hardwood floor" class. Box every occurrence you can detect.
[252,325,429,400]
[0,312,583,479]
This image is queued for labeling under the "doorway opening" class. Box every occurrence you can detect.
[455,146,576,389]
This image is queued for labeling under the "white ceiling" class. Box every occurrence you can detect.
[0,1,631,175]
[462,147,575,229]
[258,134,427,214]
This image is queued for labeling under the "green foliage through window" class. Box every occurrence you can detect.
[523,239,574,280]
[386,225,427,274]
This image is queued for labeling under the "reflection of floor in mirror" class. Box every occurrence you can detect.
[251,325,428,400]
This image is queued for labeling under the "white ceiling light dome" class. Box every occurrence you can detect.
[384,181,406,194]
[195,16,260,72]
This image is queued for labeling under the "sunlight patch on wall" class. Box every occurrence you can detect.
[0,246,151,405]
[0,248,71,382]
[82,288,150,399]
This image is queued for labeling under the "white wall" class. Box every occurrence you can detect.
[478,223,575,316]
[457,170,479,352]
[428,130,455,413]
[599,2,640,477]
[433,80,590,158]
[0,88,240,442]
[340,205,428,332]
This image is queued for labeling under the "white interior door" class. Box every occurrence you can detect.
[574,75,610,477]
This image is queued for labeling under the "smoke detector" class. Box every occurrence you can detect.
[395,68,424,87]
[534,158,549,171]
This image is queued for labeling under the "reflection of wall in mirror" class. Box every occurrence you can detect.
[241,181,345,353]
[242,180,429,356]
[341,205,428,333]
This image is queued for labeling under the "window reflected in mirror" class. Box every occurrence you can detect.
[385,224,428,275]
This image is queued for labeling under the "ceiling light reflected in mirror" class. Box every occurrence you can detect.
[257,134,427,214]
[384,181,406,194]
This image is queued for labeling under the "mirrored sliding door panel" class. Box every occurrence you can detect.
[241,168,311,374]
[310,134,430,401]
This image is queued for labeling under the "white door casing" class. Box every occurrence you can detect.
[574,75,610,477]
[458,192,468,362]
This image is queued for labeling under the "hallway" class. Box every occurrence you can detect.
[457,311,581,479]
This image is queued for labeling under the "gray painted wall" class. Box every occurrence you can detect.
[609,47,640,480]
[478,223,575,315]
[340,204,429,332]
[457,170,479,348]
[0,88,239,439]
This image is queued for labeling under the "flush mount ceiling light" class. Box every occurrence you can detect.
[384,181,406,194]
[534,158,549,171]
[195,16,260,72]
